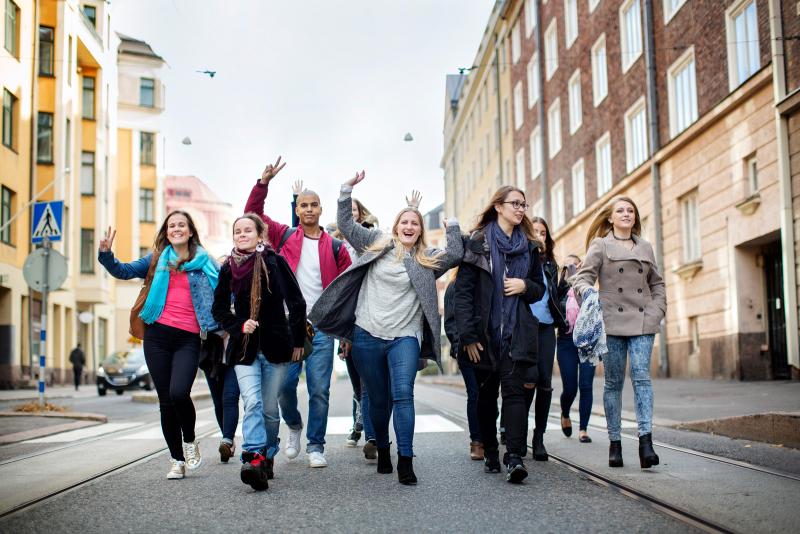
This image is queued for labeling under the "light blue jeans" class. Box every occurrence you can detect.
[604,334,655,441]
[235,353,289,459]
[279,331,334,453]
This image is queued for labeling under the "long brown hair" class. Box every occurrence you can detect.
[584,196,642,250]
[471,186,536,241]
[366,207,443,270]
[530,216,556,263]
[231,213,271,355]
[352,198,373,224]
[152,210,203,270]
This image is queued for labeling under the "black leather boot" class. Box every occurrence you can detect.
[397,455,417,485]
[609,440,623,467]
[377,447,393,474]
[532,430,548,461]
[484,449,501,473]
[639,433,660,468]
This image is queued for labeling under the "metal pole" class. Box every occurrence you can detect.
[39,237,50,407]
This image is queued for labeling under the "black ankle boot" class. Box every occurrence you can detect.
[532,430,548,461]
[377,447,393,474]
[639,433,660,468]
[397,455,417,485]
[484,450,501,473]
[609,440,623,467]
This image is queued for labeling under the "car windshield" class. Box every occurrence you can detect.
[103,350,145,367]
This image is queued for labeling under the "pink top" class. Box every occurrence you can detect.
[156,271,200,334]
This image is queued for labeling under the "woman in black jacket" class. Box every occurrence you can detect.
[212,213,306,491]
[454,186,544,484]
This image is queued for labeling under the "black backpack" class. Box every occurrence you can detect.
[277,227,343,261]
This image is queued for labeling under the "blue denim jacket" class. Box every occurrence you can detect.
[98,250,220,337]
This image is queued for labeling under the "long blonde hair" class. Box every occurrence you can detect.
[366,207,443,270]
[584,196,642,250]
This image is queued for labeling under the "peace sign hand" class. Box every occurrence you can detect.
[99,227,116,253]
[406,190,422,209]
[292,180,304,195]
[343,170,366,188]
[260,156,287,184]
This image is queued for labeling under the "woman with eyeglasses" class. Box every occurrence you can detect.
[453,186,544,484]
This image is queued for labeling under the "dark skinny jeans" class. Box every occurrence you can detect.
[475,353,529,457]
[204,364,240,443]
[525,323,556,434]
[143,322,200,461]
[556,335,596,431]
[459,364,481,442]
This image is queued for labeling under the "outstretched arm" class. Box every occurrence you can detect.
[337,171,382,254]
[96,227,152,279]
[433,220,464,277]
[244,157,290,248]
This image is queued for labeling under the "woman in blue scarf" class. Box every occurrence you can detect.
[453,186,544,484]
[98,210,220,481]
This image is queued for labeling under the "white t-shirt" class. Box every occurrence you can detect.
[296,236,324,314]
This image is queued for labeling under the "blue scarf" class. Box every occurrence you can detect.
[139,245,219,324]
[487,221,530,356]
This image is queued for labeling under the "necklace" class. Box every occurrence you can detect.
[612,231,632,241]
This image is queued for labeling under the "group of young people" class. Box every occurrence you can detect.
[97,156,666,490]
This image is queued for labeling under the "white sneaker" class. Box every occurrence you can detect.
[285,427,302,460]
[184,441,202,470]
[167,459,185,479]
[308,451,328,468]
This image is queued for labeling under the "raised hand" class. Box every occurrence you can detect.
[343,170,366,188]
[260,156,286,184]
[406,190,422,209]
[292,180,304,195]
[99,226,116,253]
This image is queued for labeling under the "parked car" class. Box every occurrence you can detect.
[96,349,152,396]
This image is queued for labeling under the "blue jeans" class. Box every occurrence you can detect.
[235,353,290,459]
[459,365,481,442]
[556,336,595,431]
[604,335,655,441]
[204,364,240,443]
[279,331,334,453]
[351,325,419,457]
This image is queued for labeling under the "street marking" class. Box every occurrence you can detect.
[116,419,214,440]
[24,422,143,443]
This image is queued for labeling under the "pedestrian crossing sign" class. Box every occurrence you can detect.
[31,201,64,243]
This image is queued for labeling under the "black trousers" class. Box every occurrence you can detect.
[475,353,529,457]
[143,322,200,461]
[72,366,83,388]
[525,323,556,434]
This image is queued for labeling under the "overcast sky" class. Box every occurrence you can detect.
[113,0,493,231]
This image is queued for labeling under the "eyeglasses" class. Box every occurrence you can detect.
[502,201,530,211]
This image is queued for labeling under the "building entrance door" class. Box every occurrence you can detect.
[763,241,789,379]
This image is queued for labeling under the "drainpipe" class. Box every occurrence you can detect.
[493,35,504,184]
[534,0,549,218]
[643,0,669,376]
[28,0,41,379]
[768,0,800,377]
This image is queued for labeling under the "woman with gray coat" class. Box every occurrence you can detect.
[573,196,666,469]
[309,171,463,485]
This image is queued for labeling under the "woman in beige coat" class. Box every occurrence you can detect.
[573,196,666,469]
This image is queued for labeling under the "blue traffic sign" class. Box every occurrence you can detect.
[31,201,64,243]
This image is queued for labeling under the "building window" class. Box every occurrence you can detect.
[624,97,648,172]
[664,0,688,23]
[82,77,95,120]
[726,0,760,90]
[544,19,558,80]
[65,118,71,169]
[596,132,612,196]
[140,131,155,165]
[527,53,539,108]
[37,112,53,163]
[551,180,565,230]
[67,36,73,85]
[139,247,150,258]
[80,229,94,273]
[4,0,19,57]
[568,70,582,134]
[565,0,578,48]
[511,20,521,64]
[39,26,55,76]
[2,88,16,149]
[668,47,698,137]
[530,126,542,180]
[1,185,13,245]
[592,34,608,106]
[82,4,96,27]
[620,0,642,72]
[532,199,544,220]
[572,158,586,215]
[680,191,701,262]
[746,156,758,194]
[524,0,537,38]
[548,98,561,158]
[139,188,155,223]
[81,151,95,195]
[516,148,526,190]
[140,78,155,107]
[513,82,524,130]
[589,0,601,12]
[689,316,700,354]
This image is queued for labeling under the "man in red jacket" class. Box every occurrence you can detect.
[245,157,351,468]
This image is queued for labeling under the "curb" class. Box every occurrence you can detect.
[131,390,211,404]
[0,411,108,422]
[0,419,101,445]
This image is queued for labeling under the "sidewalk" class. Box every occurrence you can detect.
[0,385,98,403]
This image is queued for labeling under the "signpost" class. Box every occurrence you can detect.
[23,201,67,406]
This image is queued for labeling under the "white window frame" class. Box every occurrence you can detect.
[667,46,698,138]
[592,34,608,106]
[527,53,540,108]
[548,98,562,158]
[619,0,643,73]
[551,180,566,230]
[680,191,701,262]
[624,96,648,172]
[663,0,688,24]
[513,81,524,130]
[565,0,579,48]
[589,0,601,13]
[571,159,586,215]
[532,199,544,220]
[746,155,758,194]
[568,69,582,134]
[515,148,527,190]
[545,19,558,80]
[511,20,522,64]
[725,0,760,90]
[530,126,542,180]
[524,0,537,38]
[596,132,612,196]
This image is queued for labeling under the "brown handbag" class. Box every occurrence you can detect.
[129,251,160,340]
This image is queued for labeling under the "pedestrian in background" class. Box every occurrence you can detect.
[310,171,463,485]
[69,343,85,391]
[212,213,306,491]
[573,196,666,469]
[453,186,544,484]
[98,210,219,480]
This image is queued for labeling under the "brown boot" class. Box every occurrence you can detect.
[469,441,484,461]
